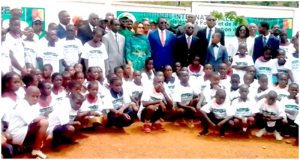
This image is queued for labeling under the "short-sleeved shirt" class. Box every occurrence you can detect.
[281,97,298,121]
[23,40,39,68]
[254,59,277,87]
[60,38,83,66]
[38,41,63,73]
[231,98,258,117]
[257,99,285,118]
[80,94,113,115]
[0,43,12,74]
[173,83,200,106]
[232,55,254,79]
[201,98,234,119]
[109,90,131,110]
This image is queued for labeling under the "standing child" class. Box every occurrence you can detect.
[205,32,229,72]
[7,86,48,158]
[173,70,200,128]
[273,73,289,100]
[141,57,155,86]
[231,43,254,79]
[230,84,257,135]
[23,27,39,69]
[138,76,173,133]
[218,63,231,88]
[254,45,277,87]
[255,91,285,140]
[47,93,84,150]
[202,72,227,105]
[229,74,240,103]
[172,62,182,81]
[288,40,299,84]
[280,83,299,137]
[106,77,137,129]
[274,49,294,83]
[199,89,233,136]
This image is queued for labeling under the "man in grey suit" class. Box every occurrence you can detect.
[102,19,125,74]
[176,14,200,36]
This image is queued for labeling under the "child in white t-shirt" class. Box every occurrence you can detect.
[199,89,234,137]
[127,71,144,107]
[51,73,67,105]
[228,74,240,103]
[254,46,277,87]
[281,83,299,137]
[23,27,39,69]
[7,86,48,158]
[273,73,289,100]
[163,65,178,99]
[218,63,231,89]
[1,28,13,74]
[288,40,299,84]
[230,84,258,135]
[232,43,254,79]
[38,81,56,118]
[47,93,84,150]
[138,76,173,133]
[79,82,113,129]
[81,29,108,75]
[274,49,294,83]
[173,70,200,128]
[141,57,155,86]
[187,56,204,81]
[255,91,285,140]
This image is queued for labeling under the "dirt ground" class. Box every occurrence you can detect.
[17,122,298,159]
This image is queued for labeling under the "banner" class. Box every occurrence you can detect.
[1,6,46,30]
[117,11,293,38]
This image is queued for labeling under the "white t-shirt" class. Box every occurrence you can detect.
[187,65,204,79]
[272,86,289,100]
[273,59,292,75]
[232,55,254,79]
[38,41,63,73]
[254,59,277,87]
[202,84,228,104]
[80,94,113,115]
[164,77,179,99]
[281,97,298,121]
[47,98,79,135]
[5,33,25,74]
[60,38,83,66]
[126,82,144,102]
[81,42,108,75]
[2,20,29,31]
[23,40,39,68]
[141,70,155,87]
[229,89,240,103]
[288,55,299,84]
[7,99,40,145]
[1,97,19,123]
[231,98,258,117]
[173,83,200,106]
[109,89,131,110]
[257,99,285,118]
[51,90,67,105]
[201,98,234,119]
[0,43,12,74]
[280,44,295,58]
[38,96,58,118]
[138,86,171,119]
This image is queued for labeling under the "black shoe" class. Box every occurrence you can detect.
[199,130,209,136]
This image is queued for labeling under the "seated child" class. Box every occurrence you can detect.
[253,74,271,102]
[138,76,173,133]
[173,70,200,128]
[38,81,56,118]
[229,84,257,135]
[47,93,84,150]
[141,57,155,86]
[7,86,48,158]
[73,63,83,73]
[127,71,144,107]
[228,74,240,103]
[41,64,53,83]
[255,90,285,140]
[281,83,299,137]
[172,62,182,81]
[106,77,137,129]
[274,48,294,82]
[199,89,233,136]
[164,65,178,98]
[61,71,72,89]
[73,71,87,94]
[218,63,231,88]
[64,66,75,78]
[187,56,204,80]
[51,73,67,104]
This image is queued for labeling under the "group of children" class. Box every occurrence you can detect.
[1,37,299,158]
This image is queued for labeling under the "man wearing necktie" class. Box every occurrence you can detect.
[253,21,280,62]
[174,22,201,67]
[148,17,176,71]
[196,15,225,66]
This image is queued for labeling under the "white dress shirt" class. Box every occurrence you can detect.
[206,27,216,45]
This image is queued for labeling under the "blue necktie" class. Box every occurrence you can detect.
[263,37,267,47]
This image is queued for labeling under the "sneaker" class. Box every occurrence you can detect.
[256,128,267,137]
[32,150,47,159]
[273,131,283,141]
[143,123,151,133]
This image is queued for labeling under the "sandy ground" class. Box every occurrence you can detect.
[16,122,298,159]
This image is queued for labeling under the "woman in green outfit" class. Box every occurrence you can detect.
[125,21,151,71]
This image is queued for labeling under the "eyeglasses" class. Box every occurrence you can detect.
[160,22,167,24]
[187,26,194,29]
[34,22,42,25]
[207,19,216,21]
[137,26,144,29]
[239,29,246,31]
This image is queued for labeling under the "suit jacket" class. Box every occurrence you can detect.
[148,29,176,71]
[174,34,200,67]
[252,35,280,62]
[196,27,225,65]
[77,24,93,45]
[102,31,125,74]
[205,44,228,72]
[57,24,67,39]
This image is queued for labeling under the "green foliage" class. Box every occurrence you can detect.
[211,10,248,26]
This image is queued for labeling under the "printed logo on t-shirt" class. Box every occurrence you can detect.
[236,62,248,66]
[277,69,288,74]
[88,105,99,111]
[180,93,193,104]
[261,109,277,116]
[278,93,289,99]
[132,91,141,100]
[291,60,299,70]
[212,108,226,119]
[236,107,250,117]
[64,45,79,49]
[69,114,77,122]
[40,106,54,117]
[112,98,124,109]
[150,96,162,102]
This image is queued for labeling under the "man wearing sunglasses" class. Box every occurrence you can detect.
[32,17,46,41]
[148,17,176,71]
[177,14,200,36]
[197,15,225,65]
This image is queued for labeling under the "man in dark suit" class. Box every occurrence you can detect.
[77,13,99,44]
[196,15,225,65]
[174,22,201,67]
[253,22,280,62]
[57,10,70,39]
[176,14,201,36]
[148,17,176,71]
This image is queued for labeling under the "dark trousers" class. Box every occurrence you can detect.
[200,112,229,135]
[141,107,164,123]
[107,108,135,128]
[2,143,13,158]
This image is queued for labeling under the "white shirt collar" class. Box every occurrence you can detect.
[264,32,271,40]
[185,34,192,39]
[207,27,216,32]
[59,23,66,30]
[89,23,95,31]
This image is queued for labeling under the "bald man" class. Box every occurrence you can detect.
[77,13,99,44]
[174,22,201,66]
[2,7,29,31]
[176,14,200,36]
[7,86,49,158]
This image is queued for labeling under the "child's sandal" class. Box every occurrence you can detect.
[32,150,47,159]
[143,124,151,133]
